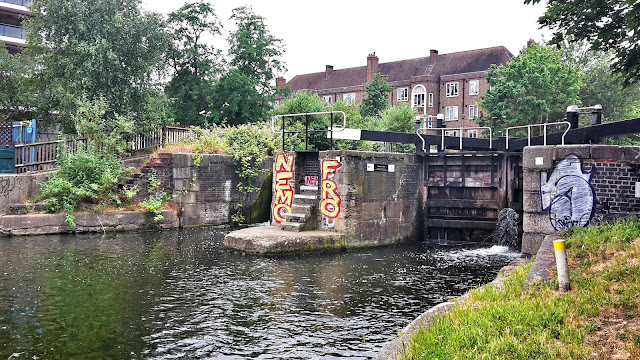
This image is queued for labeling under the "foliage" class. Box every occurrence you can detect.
[403,217,640,359]
[379,103,416,133]
[73,97,134,156]
[24,0,171,133]
[525,0,640,85]
[0,45,31,121]
[37,146,128,227]
[270,91,327,151]
[211,69,271,125]
[165,1,222,126]
[360,73,392,118]
[478,43,581,134]
[140,174,171,222]
[561,42,640,123]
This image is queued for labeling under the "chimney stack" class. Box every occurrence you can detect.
[527,38,536,48]
[325,65,333,79]
[276,76,286,88]
[366,52,379,81]
[430,49,438,62]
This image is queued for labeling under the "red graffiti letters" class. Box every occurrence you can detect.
[273,153,294,224]
[320,159,342,218]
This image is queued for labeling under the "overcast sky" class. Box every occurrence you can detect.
[140,0,551,81]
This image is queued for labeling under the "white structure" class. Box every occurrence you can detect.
[0,0,32,53]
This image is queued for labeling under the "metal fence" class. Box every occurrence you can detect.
[13,125,191,174]
[0,0,33,6]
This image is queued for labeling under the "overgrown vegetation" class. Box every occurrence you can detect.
[403,218,640,359]
[140,174,171,222]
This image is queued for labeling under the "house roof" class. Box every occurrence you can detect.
[286,46,513,91]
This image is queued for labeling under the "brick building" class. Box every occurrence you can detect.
[0,0,31,53]
[277,46,513,136]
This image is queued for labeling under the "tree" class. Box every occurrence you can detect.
[0,45,31,121]
[525,0,640,85]
[24,0,171,133]
[360,73,392,118]
[478,43,581,133]
[165,1,222,126]
[211,70,270,126]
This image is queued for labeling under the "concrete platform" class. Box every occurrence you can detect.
[224,226,347,254]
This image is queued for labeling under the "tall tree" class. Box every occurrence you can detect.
[525,0,640,85]
[24,0,170,133]
[165,1,222,126]
[0,45,31,121]
[478,43,581,133]
[360,73,392,118]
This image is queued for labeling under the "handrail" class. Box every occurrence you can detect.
[417,126,492,152]
[271,111,347,151]
[505,121,571,150]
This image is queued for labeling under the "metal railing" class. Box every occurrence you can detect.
[505,121,571,150]
[271,111,346,151]
[13,125,191,174]
[0,0,34,6]
[417,126,492,152]
[0,23,25,40]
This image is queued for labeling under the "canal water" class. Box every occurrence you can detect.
[0,226,520,359]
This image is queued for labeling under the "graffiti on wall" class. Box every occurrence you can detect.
[273,153,294,224]
[540,154,596,231]
[320,159,343,220]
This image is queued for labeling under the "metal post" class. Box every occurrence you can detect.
[305,114,309,151]
[567,105,579,129]
[592,105,602,126]
[543,124,547,146]
[330,112,334,150]
[553,239,571,292]
[282,116,285,151]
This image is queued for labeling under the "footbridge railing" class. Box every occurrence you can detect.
[271,111,346,151]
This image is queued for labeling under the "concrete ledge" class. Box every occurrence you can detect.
[525,235,559,288]
[224,226,347,254]
[0,210,178,236]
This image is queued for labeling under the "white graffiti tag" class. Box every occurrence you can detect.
[540,154,596,231]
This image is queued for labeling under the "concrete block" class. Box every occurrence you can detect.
[522,146,555,170]
[523,211,556,234]
[172,153,194,167]
[555,145,591,160]
[523,190,543,213]
[622,146,640,162]
[522,169,543,192]
[173,167,193,179]
[590,145,624,162]
[521,232,547,255]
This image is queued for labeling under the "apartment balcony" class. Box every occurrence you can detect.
[1,23,25,48]
[0,0,32,16]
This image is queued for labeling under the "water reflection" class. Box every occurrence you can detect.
[0,227,520,359]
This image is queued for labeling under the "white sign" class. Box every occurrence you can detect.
[388,164,395,173]
[366,163,374,172]
[535,157,544,166]
[327,128,362,140]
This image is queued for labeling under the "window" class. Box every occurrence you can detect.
[323,95,333,107]
[444,130,458,137]
[343,93,355,106]
[446,82,459,97]
[412,85,426,108]
[467,129,478,138]
[397,88,408,102]
[445,106,458,120]
[469,104,479,119]
[428,93,434,107]
[469,80,479,95]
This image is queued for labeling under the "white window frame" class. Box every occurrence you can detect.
[428,93,434,107]
[468,104,479,120]
[469,80,479,95]
[467,129,478,138]
[446,82,459,97]
[323,95,333,107]
[343,93,356,106]
[397,88,408,102]
[444,130,458,137]
[412,85,426,109]
[445,106,458,121]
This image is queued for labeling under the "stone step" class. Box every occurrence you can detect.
[8,202,48,215]
[294,194,317,200]
[291,204,314,214]
[281,221,304,232]
[284,212,308,221]
[300,185,318,192]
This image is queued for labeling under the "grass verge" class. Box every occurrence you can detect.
[402,218,640,359]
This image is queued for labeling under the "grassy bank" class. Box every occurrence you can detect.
[402,218,640,359]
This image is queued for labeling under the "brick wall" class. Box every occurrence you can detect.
[522,145,640,254]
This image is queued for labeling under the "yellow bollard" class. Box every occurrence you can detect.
[553,239,570,292]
